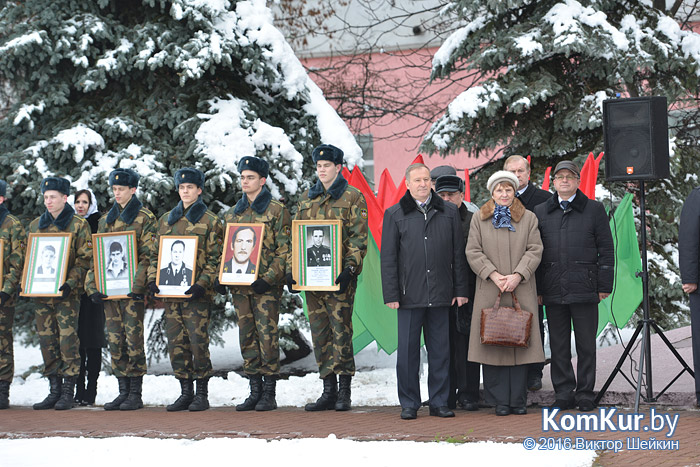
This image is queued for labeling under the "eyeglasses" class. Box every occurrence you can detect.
[553,175,578,181]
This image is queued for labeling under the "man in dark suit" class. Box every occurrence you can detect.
[159,240,192,286]
[307,228,331,267]
[504,155,551,392]
[37,245,57,276]
[224,226,257,275]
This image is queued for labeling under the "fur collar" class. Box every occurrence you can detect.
[479,198,526,222]
[399,189,445,214]
[544,189,589,213]
[308,173,349,200]
[168,197,208,225]
[39,204,76,230]
[106,196,143,225]
[0,204,8,227]
[234,185,272,215]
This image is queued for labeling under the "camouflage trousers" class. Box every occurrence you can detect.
[34,296,80,377]
[231,290,280,376]
[305,282,356,379]
[0,306,14,382]
[163,300,213,380]
[104,299,146,377]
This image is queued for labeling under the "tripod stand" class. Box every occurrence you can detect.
[595,180,694,412]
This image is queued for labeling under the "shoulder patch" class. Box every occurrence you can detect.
[360,208,368,219]
[282,224,291,237]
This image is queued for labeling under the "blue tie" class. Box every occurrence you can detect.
[561,200,570,210]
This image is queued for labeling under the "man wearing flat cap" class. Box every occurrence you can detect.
[220,156,290,412]
[28,177,92,411]
[85,168,156,411]
[0,180,25,409]
[435,174,479,411]
[533,160,614,412]
[288,143,368,412]
[147,167,223,412]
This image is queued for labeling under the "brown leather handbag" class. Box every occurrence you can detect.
[480,292,533,348]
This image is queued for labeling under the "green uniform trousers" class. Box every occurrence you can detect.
[231,290,280,376]
[0,306,14,382]
[163,300,213,380]
[104,299,146,377]
[35,296,81,377]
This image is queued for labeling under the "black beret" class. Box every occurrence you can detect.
[41,177,70,195]
[237,156,269,178]
[109,168,140,188]
[312,144,344,165]
[0,180,6,197]
[435,175,465,193]
[174,167,205,188]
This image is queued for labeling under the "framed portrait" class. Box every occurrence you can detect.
[155,235,198,298]
[219,223,265,286]
[20,233,72,297]
[291,220,342,291]
[92,232,137,299]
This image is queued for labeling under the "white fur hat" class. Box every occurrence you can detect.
[486,170,519,194]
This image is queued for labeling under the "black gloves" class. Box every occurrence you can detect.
[90,293,108,304]
[213,278,228,295]
[335,267,354,294]
[0,292,9,307]
[59,283,72,299]
[148,281,160,296]
[184,284,205,300]
[251,278,271,295]
[127,292,144,301]
[285,273,298,293]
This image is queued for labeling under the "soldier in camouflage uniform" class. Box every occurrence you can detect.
[147,168,222,412]
[0,180,25,409]
[219,156,290,412]
[287,144,368,412]
[85,168,156,411]
[28,177,92,410]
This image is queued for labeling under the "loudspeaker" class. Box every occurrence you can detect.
[603,96,669,181]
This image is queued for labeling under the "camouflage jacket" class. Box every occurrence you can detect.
[85,196,157,296]
[292,173,368,275]
[0,206,26,299]
[28,204,92,293]
[147,198,223,296]
[224,187,291,293]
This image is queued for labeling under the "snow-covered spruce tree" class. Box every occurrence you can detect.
[421,0,700,326]
[0,0,361,362]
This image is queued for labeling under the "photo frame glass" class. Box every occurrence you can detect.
[291,220,342,291]
[219,223,265,286]
[93,232,137,299]
[155,235,198,297]
[21,233,72,297]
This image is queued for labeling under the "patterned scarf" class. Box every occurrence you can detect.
[492,204,515,232]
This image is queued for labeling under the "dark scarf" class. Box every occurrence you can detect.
[39,204,75,231]
[106,196,143,225]
[492,204,515,232]
[167,197,208,225]
[233,186,272,215]
[0,204,8,227]
[308,173,348,200]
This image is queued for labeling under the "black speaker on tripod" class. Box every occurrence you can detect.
[603,96,669,181]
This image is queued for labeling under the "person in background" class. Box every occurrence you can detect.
[680,184,700,408]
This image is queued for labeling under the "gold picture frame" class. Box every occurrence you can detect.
[20,233,72,297]
[155,235,199,298]
[219,223,265,286]
[92,231,137,300]
[291,219,342,291]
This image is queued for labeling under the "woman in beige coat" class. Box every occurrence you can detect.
[466,171,544,416]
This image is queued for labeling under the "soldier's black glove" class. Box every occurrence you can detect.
[335,267,353,294]
[285,273,299,293]
[251,278,271,295]
[147,281,160,296]
[184,284,205,300]
[213,278,228,295]
[0,292,9,307]
[127,292,145,301]
[58,283,72,299]
[90,293,108,304]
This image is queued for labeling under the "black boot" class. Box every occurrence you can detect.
[120,376,143,411]
[305,374,337,411]
[54,376,77,410]
[104,377,130,411]
[255,376,277,411]
[33,375,62,410]
[236,375,263,411]
[188,378,210,411]
[166,379,194,412]
[335,375,352,411]
[0,380,10,409]
[74,377,86,405]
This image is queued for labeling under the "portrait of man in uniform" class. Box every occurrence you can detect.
[306,227,331,267]
[105,240,128,280]
[158,239,193,287]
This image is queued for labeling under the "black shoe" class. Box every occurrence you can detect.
[400,407,417,420]
[120,376,144,411]
[549,399,574,410]
[578,399,596,412]
[460,400,479,411]
[188,379,209,412]
[54,376,77,410]
[255,376,277,412]
[527,376,542,391]
[305,375,337,411]
[335,375,351,411]
[104,377,130,411]
[83,377,98,406]
[495,405,510,416]
[166,379,194,412]
[33,375,62,410]
[511,406,527,415]
[237,375,263,411]
[0,380,10,409]
[429,406,455,418]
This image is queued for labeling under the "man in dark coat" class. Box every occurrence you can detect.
[435,175,479,411]
[679,186,700,407]
[381,163,469,420]
[533,161,614,412]
[504,155,550,392]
